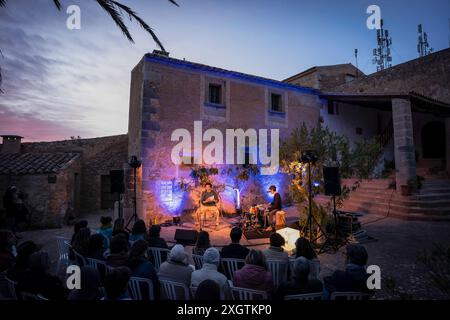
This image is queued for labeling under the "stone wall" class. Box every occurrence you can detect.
[128,55,321,223]
[0,156,81,228]
[21,135,128,213]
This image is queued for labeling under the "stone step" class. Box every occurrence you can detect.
[343,200,450,215]
[347,193,450,207]
[342,204,450,221]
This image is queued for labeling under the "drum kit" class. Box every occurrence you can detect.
[241,204,270,231]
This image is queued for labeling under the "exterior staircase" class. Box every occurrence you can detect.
[337,177,450,221]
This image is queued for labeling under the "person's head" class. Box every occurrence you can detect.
[113,218,125,233]
[104,266,131,300]
[15,241,41,267]
[169,244,188,264]
[202,247,220,266]
[204,182,212,192]
[295,237,317,260]
[100,216,113,228]
[268,185,277,195]
[345,244,368,266]
[0,230,15,252]
[195,279,221,301]
[148,225,161,238]
[28,251,51,274]
[88,234,105,253]
[73,220,88,235]
[128,240,149,266]
[269,232,285,249]
[131,219,146,235]
[245,249,267,270]
[80,266,101,293]
[72,227,91,252]
[292,256,311,282]
[196,231,211,249]
[110,234,129,254]
[230,227,243,244]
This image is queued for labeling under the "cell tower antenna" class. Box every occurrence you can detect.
[372,19,393,71]
[418,24,433,57]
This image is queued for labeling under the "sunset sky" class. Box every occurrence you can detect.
[1,0,449,141]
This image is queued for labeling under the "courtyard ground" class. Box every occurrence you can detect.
[16,207,450,300]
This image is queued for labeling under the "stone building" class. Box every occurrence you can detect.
[127,51,322,223]
[0,134,128,228]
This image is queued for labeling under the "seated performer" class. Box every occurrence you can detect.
[266,185,282,231]
[197,182,220,229]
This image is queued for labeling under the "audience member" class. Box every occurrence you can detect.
[86,234,106,261]
[233,249,273,293]
[220,227,249,260]
[112,218,129,240]
[106,234,129,267]
[67,266,102,301]
[275,257,323,299]
[98,216,113,248]
[7,240,41,282]
[324,244,374,298]
[130,219,147,242]
[103,266,132,300]
[263,233,289,265]
[127,240,160,299]
[0,229,16,272]
[191,247,230,299]
[194,279,221,301]
[147,225,169,249]
[193,231,211,256]
[71,220,88,244]
[70,227,91,263]
[19,251,65,300]
[158,244,193,288]
[294,237,320,280]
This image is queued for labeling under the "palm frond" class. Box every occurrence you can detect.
[0,0,6,7]
[111,0,166,51]
[95,0,134,43]
[53,0,62,10]
[168,0,179,7]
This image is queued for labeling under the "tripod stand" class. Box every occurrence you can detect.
[125,156,141,231]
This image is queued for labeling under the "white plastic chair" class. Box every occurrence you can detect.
[55,236,71,274]
[229,284,268,300]
[284,292,323,300]
[128,277,155,300]
[159,278,191,300]
[330,291,371,300]
[220,258,245,281]
[21,292,49,301]
[192,254,203,270]
[148,247,170,271]
[266,259,289,288]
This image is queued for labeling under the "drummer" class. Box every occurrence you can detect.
[266,185,282,231]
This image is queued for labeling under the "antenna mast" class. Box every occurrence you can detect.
[372,19,393,71]
[417,24,433,57]
[354,49,359,78]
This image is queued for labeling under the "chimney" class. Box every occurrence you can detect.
[152,49,170,57]
[1,135,23,154]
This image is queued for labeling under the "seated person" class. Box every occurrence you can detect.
[275,257,323,300]
[7,241,41,283]
[233,249,273,294]
[102,266,132,300]
[19,251,65,300]
[97,216,113,248]
[147,225,169,249]
[220,227,249,260]
[67,266,102,301]
[197,182,220,228]
[86,234,106,261]
[263,233,289,264]
[106,234,130,267]
[127,240,160,299]
[324,244,374,298]
[265,185,282,230]
[194,279,221,301]
[158,244,194,289]
[191,248,231,299]
[0,230,16,273]
[112,218,129,240]
[294,237,320,280]
[130,219,147,242]
[192,231,211,256]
